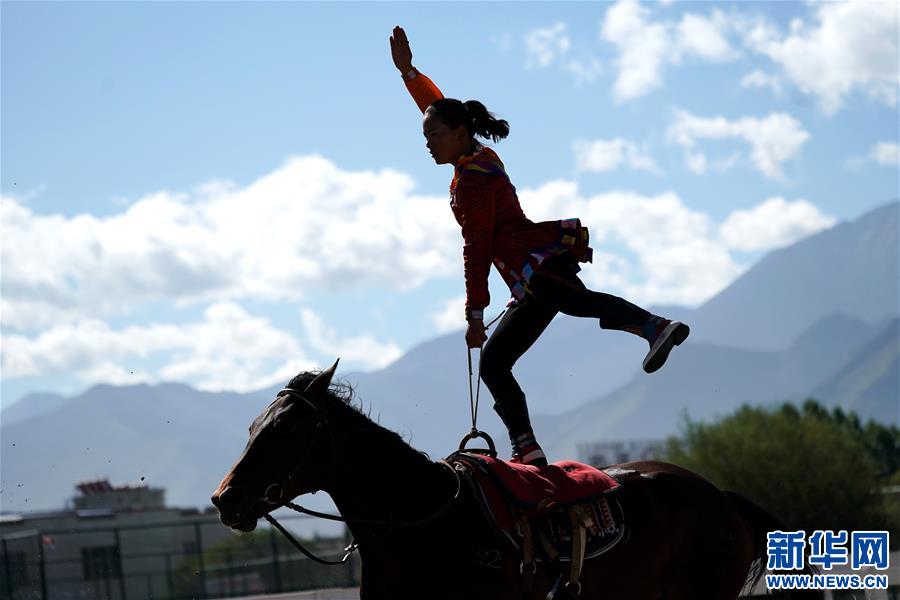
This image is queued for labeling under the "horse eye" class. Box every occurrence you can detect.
[272,408,298,434]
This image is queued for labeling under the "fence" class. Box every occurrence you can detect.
[9,515,893,600]
[0,513,359,600]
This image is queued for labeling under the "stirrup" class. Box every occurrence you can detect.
[458,428,497,458]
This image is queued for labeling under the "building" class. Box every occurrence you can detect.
[1,479,233,600]
[577,439,663,467]
[73,479,166,512]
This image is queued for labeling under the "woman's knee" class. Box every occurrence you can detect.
[479,339,513,384]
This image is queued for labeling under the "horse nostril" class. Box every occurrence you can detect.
[220,486,245,506]
[265,484,283,503]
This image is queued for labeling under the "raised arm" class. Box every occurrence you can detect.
[390,26,444,113]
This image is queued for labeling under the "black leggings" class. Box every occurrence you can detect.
[480,253,652,439]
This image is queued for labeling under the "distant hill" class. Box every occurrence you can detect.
[812,317,899,425]
[536,314,899,460]
[690,202,899,351]
[0,392,67,427]
[0,383,257,514]
[1,201,897,513]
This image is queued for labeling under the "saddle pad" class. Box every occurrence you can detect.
[540,495,626,562]
[454,452,619,508]
[450,452,627,561]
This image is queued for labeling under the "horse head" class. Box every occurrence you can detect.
[211,359,340,532]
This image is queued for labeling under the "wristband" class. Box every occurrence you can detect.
[402,68,418,81]
[466,308,484,321]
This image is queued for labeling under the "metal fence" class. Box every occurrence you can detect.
[1,514,359,600]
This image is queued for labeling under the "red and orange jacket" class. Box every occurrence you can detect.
[404,69,592,320]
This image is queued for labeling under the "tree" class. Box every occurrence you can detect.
[663,400,899,541]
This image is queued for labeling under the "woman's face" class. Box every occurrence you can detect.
[423,110,469,165]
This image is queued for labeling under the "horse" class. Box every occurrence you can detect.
[211,361,812,599]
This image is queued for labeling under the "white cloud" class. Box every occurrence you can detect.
[741,70,783,96]
[524,23,603,85]
[573,138,661,174]
[719,198,836,252]
[870,142,900,167]
[80,363,155,387]
[2,150,837,392]
[667,109,810,180]
[431,296,466,333]
[741,1,899,114]
[1,156,459,330]
[299,309,402,370]
[516,186,835,306]
[524,23,571,69]
[601,1,739,102]
[675,11,738,62]
[516,182,745,306]
[565,58,604,86]
[601,1,671,101]
[1,302,316,392]
[846,141,900,170]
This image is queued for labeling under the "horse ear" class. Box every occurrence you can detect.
[305,359,340,394]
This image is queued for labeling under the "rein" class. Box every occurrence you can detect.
[263,513,358,566]
[260,387,463,566]
[459,309,505,456]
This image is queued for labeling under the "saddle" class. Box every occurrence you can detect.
[448,451,626,598]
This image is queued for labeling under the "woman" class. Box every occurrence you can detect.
[390,26,689,466]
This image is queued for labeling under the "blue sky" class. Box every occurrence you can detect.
[2,1,898,409]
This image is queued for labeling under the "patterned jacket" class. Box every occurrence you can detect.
[404,69,592,320]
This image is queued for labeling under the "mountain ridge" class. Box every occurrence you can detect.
[2,201,897,513]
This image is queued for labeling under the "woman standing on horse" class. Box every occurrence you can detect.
[390,26,689,467]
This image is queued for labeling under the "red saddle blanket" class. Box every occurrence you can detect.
[450,452,619,527]
[450,452,624,558]
[455,453,618,507]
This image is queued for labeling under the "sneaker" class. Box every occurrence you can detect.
[510,432,549,466]
[643,320,690,373]
[510,450,549,467]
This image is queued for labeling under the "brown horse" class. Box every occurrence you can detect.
[212,362,811,599]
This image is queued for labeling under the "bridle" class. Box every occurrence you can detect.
[257,387,463,566]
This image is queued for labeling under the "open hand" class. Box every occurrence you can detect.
[390,26,413,74]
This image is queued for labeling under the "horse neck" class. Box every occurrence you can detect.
[321,407,451,527]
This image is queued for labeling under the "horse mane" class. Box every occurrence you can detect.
[286,370,434,469]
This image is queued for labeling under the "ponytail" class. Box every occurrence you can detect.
[428,98,510,143]
[463,100,510,143]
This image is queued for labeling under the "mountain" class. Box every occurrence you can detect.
[1,202,897,513]
[0,392,67,427]
[770,313,890,397]
[0,383,260,514]
[536,314,898,460]
[812,318,899,425]
[4,313,892,515]
[690,202,899,351]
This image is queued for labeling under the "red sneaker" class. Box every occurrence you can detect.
[511,433,549,466]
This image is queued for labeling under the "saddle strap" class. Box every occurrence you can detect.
[537,527,559,562]
[520,517,536,595]
[566,506,588,596]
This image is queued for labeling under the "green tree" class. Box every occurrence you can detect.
[663,400,899,540]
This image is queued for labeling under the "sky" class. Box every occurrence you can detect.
[2,0,898,410]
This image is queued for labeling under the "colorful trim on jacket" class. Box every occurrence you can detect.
[500,218,593,306]
[451,144,509,195]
